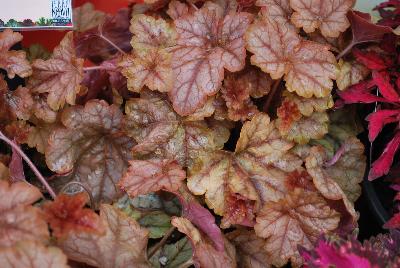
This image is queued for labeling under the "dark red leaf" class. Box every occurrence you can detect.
[353,48,391,71]
[369,131,400,180]
[373,71,400,102]
[9,144,25,182]
[347,10,392,45]
[75,8,132,63]
[366,110,400,142]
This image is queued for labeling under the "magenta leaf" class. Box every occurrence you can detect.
[337,80,387,104]
[175,192,225,252]
[384,213,400,229]
[366,110,400,142]
[369,131,400,180]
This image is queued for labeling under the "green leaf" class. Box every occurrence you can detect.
[139,211,172,239]
[149,238,193,268]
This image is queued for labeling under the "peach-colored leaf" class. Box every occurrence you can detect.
[167,0,192,19]
[28,32,84,110]
[0,181,49,247]
[119,159,186,198]
[227,229,271,268]
[59,204,150,268]
[26,121,59,154]
[306,138,366,204]
[45,100,135,205]
[43,193,104,239]
[254,189,340,267]
[130,14,176,55]
[171,217,237,268]
[120,49,173,92]
[170,4,253,115]
[336,59,370,91]
[305,145,359,220]
[0,241,68,268]
[257,0,292,24]
[290,0,354,38]
[6,86,34,121]
[0,29,32,79]
[246,19,336,98]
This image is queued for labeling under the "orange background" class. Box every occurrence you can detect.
[22,0,135,49]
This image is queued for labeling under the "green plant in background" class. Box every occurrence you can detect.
[5,19,20,27]
[36,17,47,26]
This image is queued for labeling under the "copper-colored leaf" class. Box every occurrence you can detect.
[0,241,68,268]
[171,217,237,268]
[125,93,226,167]
[43,193,104,239]
[254,189,340,267]
[170,4,253,115]
[227,229,271,268]
[73,3,105,32]
[6,86,34,121]
[0,29,32,79]
[59,204,150,268]
[119,159,186,198]
[246,19,336,98]
[45,100,135,205]
[28,32,84,110]
[0,181,49,247]
[26,121,59,154]
[290,0,354,38]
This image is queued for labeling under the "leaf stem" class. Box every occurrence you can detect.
[83,66,109,71]
[147,226,176,258]
[0,131,56,199]
[336,42,354,60]
[263,78,282,112]
[98,33,127,55]
[60,181,95,209]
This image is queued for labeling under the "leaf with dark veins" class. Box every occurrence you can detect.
[246,19,336,98]
[0,29,32,79]
[125,92,227,167]
[290,0,354,38]
[119,159,186,198]
[28,32,84,110]
[45,100,135,206]
[170,4,253,115]
[254,189,340,267]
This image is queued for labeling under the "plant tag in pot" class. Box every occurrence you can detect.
[0,0,73,30]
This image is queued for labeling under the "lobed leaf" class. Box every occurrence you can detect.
[45,100,134,205]
[28,32,84,110]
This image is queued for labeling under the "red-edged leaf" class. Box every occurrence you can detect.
[352,48,391,71]
[372,71,400,102]
[369,131,400,180]
[337,80,387,104]
[384,213,400,229]
[43,193,104,239]
[366,110,400,142]
[347,10,392,46]
[9,144,25,182]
